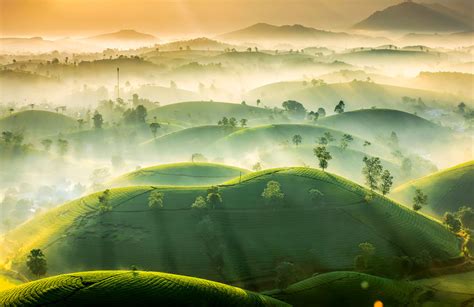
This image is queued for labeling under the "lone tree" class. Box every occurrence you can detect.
[334,100,345,114]
[443,212,462,233]
[340,134,354,150]
[262,181,285,206]
[191,196,208,210]
[206,186,222,209]
[148,190,164,209]
[92,111,104,129]
[412,189,428,211]
[98,189,112,212]
[252,162,262,171]
[313,146,332,171]
[191,153,207,162]
[380,170,394,195]
[317,107,326,118]
[362,157,383,191]
[292,134,302,146]
[26,249,47,278]
[323,132,335,143]
[240,118,248,127]
[149,122,161,138]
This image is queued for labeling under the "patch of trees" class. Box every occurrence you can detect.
[123,105,147,125]
[361,156,393,195]
[98,189,112,212]
[412,189,428,211]
[354,242,434,278]
[334,100,345,114]
[443,207,473,233]
[282,100,306,119]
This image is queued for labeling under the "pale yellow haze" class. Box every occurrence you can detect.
[0,0,403,37]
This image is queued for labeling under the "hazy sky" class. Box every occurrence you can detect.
[0,0,470,38]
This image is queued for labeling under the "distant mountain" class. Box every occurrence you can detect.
[218,23,344,41]
[87,29,157,42]
[354,1,472,32]
[155,37,237,51]
[217,23,389,47]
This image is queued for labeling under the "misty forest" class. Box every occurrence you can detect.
[0,0,473,306]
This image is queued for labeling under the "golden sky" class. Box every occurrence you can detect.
[0,0,464,38]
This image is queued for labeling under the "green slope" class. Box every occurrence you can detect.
[245,81,465,111]
[0,270,286,306]
[141,125,242,159]
[318,108,453,148]
[108,162,250,187]
[2,168,462,289]
[257,145,410,185]
[391,161,474,216]
[0,110,77,136]
[213,124,391,160]
[148,101,273,126]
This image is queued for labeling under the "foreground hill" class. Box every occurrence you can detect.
[108,162,250,187]
[391,161,474,216]
[353,1,471,32]
[2,168,462,289]
[245,81,464,111]
[0,110,77,137]
[0,270,285,306]
[148,101,274,126]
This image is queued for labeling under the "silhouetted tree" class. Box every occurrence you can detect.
[443,212,462,233]
[92,111,104,129]
[313,146,332,171]
[380,170,393,195]
[26,249,47,278]
[149,122,161,138]
[362,157,383,191]
[292,134,302,146]
[412,189,428,211]
[334,100,345,113]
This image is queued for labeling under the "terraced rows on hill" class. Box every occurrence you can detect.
[2,168,462,289]
[0,271,286,306]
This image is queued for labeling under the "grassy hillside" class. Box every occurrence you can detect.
[141,125,242,160]
[147,101,273,126]
[245,81,466,111]
[319,109,453,148]
[0,110,77,137]
[391,161,474,216]
[2,168,462,289]
[108,162,250,187]
[266,271,430,306]
[213,124,391,160]
[257,145,408,185]
[0,270,286,306]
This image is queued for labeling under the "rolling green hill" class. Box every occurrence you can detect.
[213,124,391,160]
[0,270,286,306]
[318,109,453,148]
[245,81,467,111]
[147,101,273,126]
[257,145,410,185]
[141,125,242,160]
[2,168,462,289]
[391,161,474,216]
[0,110,77,137]
[108,162,250,187]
